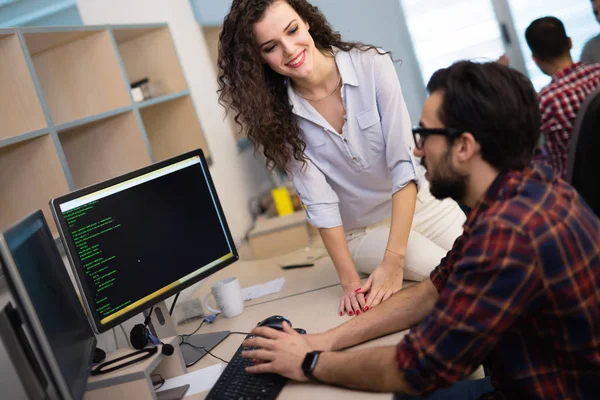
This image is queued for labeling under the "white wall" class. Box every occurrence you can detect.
[193,0,426,123]
[76,0,272,245]
[310,0,426,123]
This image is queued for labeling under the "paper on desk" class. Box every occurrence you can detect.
[242,277,285,301]
[156,363,224,396]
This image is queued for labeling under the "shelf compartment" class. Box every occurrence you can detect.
[0,34,47,140]
[0,134,70,235]
[24,30,131,126]
[114,27,187,97]
[58,111,151,189]
[139,95,209,162]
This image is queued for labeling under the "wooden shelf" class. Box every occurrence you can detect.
[24,30,131,126]
[54,105,133,132]
[0,135,70,235]
[58,111,151,189]
[136,89,189,109]
[139,95,209,162]
[0,34,47,140]
[0,24,211,234]
[114,27,187,97]
[0,128,51,149]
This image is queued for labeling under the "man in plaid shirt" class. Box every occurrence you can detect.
[526,17,600,178]
[239,61,600,399]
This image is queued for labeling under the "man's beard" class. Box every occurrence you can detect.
[427,150,468,202]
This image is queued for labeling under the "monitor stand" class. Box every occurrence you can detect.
[146,300,230,367]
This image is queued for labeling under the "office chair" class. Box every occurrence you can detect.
[566,87,600,218]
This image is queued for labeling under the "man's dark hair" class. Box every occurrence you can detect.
[427,61,540,171]
[525,17,570,60]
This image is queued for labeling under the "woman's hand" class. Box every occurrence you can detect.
[340,280,366,316]
[357,252,404,309]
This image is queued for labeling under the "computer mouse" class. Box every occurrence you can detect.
[256,315,292,331]
[294,328,306,334]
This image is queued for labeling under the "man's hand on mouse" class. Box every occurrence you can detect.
[241,322,312,381]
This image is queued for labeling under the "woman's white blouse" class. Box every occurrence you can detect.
[287,48,423,231]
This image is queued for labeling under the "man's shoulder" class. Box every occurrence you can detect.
[477,168,561,230]
[540,63,600,102]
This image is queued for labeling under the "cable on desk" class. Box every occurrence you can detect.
[181,319,205,338]
[178,315,249,367]
[181,341,230,367]
[151,373,165,390]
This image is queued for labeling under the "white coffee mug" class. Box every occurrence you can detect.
[203,277,244,318]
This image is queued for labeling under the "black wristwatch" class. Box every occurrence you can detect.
[302,351,323,382]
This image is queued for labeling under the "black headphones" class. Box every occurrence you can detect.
[130,306,175,354]
[130,323,174,355]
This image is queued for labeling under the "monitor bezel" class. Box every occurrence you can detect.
[50,149,239,334]
[0,210,97,400]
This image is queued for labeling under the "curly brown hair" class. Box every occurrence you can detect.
[217,0,386,171]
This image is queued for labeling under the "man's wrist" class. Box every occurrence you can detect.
[322,330,339,351]
[311,351,328,383]
[302,351,324,382]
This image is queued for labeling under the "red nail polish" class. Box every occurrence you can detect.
[364,306,369,311]
[349,311,354,316]
[340,311,344,316]
[356,310,360,315]
[354,288,361,293]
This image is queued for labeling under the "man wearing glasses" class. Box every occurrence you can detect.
[240,61,600,399]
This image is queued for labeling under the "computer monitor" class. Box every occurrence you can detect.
[50,149,238,363]
[0,210,97,400]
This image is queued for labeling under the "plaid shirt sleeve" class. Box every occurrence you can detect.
[429,232,466,292]
[397,221,543,395]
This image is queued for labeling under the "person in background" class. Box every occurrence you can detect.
[241,60,600,400]
[581,0,600,64]
[525,16,600,178]
[217,0,466,316]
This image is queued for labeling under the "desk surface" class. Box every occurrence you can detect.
[181,284,405,399]
[191,244,342,308]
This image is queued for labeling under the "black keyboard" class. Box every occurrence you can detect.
[205,333,286,400]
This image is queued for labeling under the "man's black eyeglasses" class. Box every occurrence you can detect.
[412,126,462,149]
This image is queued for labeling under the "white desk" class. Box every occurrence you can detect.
[182,284,406,399]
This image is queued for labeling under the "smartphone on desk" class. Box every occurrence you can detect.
[280,263,315,270]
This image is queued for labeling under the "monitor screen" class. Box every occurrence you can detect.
[0,210,97,400]
[51,149,238,333]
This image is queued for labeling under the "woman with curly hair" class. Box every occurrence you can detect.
[218,0,466,316]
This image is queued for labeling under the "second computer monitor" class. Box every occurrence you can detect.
[0,210,97,400]
[51,149,238,333]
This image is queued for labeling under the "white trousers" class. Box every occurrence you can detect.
[346,180,466,281]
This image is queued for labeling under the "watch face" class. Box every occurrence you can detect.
[302,351,321,373]
[302,352,316,372]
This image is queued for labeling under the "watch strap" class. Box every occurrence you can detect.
[302,350,323,382]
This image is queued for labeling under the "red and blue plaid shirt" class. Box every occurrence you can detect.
[396,166,600,399]
[535,62,600,178]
